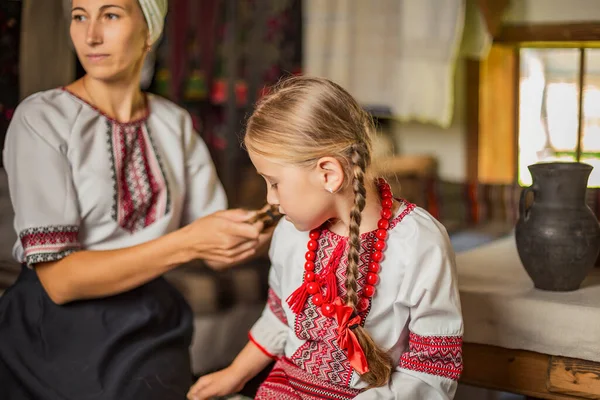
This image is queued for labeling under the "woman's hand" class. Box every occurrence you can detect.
[180,209,265,266]
[204,224,275,270]
[187,366,246,400]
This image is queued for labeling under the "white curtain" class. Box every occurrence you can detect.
[304,0,473,128]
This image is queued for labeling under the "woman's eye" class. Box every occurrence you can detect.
[270,183,278,189]
[72,14,85,22]
[105,13,119,20]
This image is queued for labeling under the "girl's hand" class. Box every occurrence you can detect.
[187,366,246,400]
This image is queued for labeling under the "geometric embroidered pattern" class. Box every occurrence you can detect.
[291,233,359,387]
[19,225,80,265]
[399,332,463,381]
[106,120,170,233]
[291,201,415,387]
[256,357,361,400]
[268,288,288,325]
[290,231,371,384]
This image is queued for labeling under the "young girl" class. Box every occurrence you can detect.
[188,76,463,400]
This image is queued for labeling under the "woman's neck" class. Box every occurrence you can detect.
[327,179,395,236]
[76,74,146,123]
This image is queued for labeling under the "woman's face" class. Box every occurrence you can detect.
[70,0,149,82]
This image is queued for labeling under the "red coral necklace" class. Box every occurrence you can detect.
[286,178,394,317]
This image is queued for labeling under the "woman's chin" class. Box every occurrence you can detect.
[83,67,132,84]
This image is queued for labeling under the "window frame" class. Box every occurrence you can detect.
[466,22,600,184]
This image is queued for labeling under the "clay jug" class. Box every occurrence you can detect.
[516,162,600,291]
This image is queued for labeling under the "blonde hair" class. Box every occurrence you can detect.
[245,75,393,387]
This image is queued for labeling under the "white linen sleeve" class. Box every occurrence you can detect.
[248,222,288,358]
[356,215,463,400]
[3,102,81,266]
[180,114,227,225]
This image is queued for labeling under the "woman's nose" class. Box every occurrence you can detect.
[86,21,103,46]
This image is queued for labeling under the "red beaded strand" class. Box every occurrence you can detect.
[294,178,395,318]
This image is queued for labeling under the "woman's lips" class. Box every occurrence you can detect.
[86,54,109,62]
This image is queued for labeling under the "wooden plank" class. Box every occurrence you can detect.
[547,357,600,399]
[476,0,510,37]
[461,343,586,399]
[512,50,520,182]
[465,59,480,183]
[495,23,600,44]
[576,48,586,161]
[477,45,517,184]
[371,155,437,178]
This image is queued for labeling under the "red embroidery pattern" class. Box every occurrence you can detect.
[268,288,288,325]
[399,332,463,381]
[291,201,415,387]
[256,358,361,400]
[107,121,170,233]
[292,230,377,386]
[20,225,80,264]
[389,200,415,230]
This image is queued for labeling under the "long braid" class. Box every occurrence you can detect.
[346,142,394,388]
[345,143,367,309]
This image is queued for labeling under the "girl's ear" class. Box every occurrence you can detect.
[316,157,345,193]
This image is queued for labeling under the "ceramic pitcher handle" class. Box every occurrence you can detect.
[519,186,534,220]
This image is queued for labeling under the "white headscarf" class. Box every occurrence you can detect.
[67,0,168,45]
[138,0,168,45]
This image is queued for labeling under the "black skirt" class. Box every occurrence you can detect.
[0,265,194,400]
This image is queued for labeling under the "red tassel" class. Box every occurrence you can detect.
[316,240,344,304]
[286,283,309,314]
[287,239,346,314]
[322,271,338,303]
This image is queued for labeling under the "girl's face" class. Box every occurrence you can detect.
[70,0,149,82]
[248,150,336,232]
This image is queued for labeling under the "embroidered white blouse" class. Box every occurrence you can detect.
[3,88,227,265]
[250,201,464,399]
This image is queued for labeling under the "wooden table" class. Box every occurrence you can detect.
[461,343,600,399]
[455,237,600,399]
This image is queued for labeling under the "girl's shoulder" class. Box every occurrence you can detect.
[388,200,452,250]
[386,200,457,284]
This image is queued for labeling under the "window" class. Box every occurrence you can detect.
[518,48,600,186]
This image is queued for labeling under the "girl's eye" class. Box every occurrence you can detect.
[270,183,278,189]
[105,13,119,20]
[72,14,85,22]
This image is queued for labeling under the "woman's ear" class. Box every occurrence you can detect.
[143,23,152,52]
[316,157,345,194]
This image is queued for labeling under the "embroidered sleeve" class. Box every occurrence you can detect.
[4,101,82,266]
[249,223,288,359]
[400,333,463,381]
[180,113,227,226]
[20,226,81,265]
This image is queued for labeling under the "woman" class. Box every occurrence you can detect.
[0,0,270,399]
